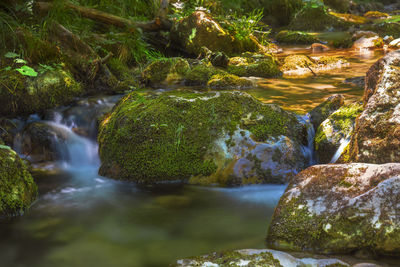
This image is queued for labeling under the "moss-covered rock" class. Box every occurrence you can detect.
[315,102,363,164]
[266,163,400,256]
[183,62,224,86]
[207,74,253,89]
[289,5,350,31]
[227,54,281,78]
[141,57,190,86]
[281,55,349,76]
[275,30,319,44]
[0,145,37,217]
[170,11,258,56]
[0,68,82,117]
[348,50,400,163]
[353,36,384,49]
[308,94,345,130]
[364,22,400,39]
[173,248,349,267]
[98,91,310,186]
[324,0,351,13]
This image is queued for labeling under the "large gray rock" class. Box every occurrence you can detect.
[267,163,400,256]
[348,50,400,163]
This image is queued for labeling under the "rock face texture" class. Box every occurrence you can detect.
[266,163,400,256]
[348,50,400,163]
[98,91,312,185]
[309,94,345,130]
[0,145,37,217]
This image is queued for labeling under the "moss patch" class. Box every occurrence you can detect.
[207,74,253,89]
[0,146,37,217]
[275,30,319,44]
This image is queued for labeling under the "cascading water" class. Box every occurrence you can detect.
[299,114,316,166]
[330,137,351,163]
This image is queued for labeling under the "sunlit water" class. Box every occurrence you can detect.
[0,48,393,266]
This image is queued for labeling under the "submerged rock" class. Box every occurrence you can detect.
[98,91,310,186]
[0,145,37,217]
[173,249,349,267]
[266,163,400,256]
[170,11,257,56]
[315,102,363,164]
[348,50,400,163]
[352,36,384,50]
[311,43,330,52]
[0,69,82,117]
[309,94,345,130]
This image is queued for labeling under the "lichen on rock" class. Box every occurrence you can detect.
[266,163,400,256]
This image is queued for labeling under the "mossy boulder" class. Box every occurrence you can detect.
[227,54,281,78]
[275,30,319,44]
[309,94,345,130]
[324,0,351,13]
[184,62,223,86]
[348,50,400,163]
[170,11,258,56]
[365,22,400,39]
[0,145,37,217]
[141,57,190,86]
[0,69,82,117]
[207,74,253,89]
[281,55,349,76]
[289,6,349,31]
[173,249,349,267]
[98,91,310,186]
[266,163,400,256]
[315,102,363,164]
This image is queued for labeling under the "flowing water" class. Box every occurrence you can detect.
[0,48,393,266]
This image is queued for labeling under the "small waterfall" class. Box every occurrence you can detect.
[330,137,351,163]
[299,114,316,166]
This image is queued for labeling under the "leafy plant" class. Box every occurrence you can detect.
[223,8,264,41]
[175,123,185,152]
[2,52,38,77]
[15,65,37,77]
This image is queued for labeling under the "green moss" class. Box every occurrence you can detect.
[275,30,320,44]
[207,74,253,89]
[107,58,138,88]
[227,54,281,78]
[329,103,363,132]
[0,146,37,217]
[0,68,82,117]
[184,63,223,86]
[98,91,301,184]
[142,57,190,85]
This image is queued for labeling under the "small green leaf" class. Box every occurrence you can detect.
[160,124,168,127]
[14,58,27,64]
[4,52,19,58]
[16,65,38,77]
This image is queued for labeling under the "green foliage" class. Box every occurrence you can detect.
[15,65,37,77]
[223,8,264,41]
[2,52,39,77]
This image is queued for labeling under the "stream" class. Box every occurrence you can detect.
[0,48,390,266]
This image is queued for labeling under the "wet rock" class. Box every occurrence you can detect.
[311,43,330,52]
[173,249,349,267]
[141,57,190,86]
[275,30,319,44]
[352,31,378,40]
[314,102,363,164]
[209,51,229,68]
[0,118,21,146]
[348,50,400,163]
[227,53,281,78]
[0,69,82,117]
[0,145,37,217]
[308,94,345,130]
[170,11,258,56]
[363,11,390,19]
[389,38,400,48]
[281,55,349,76]
[383,35,394,44]
[98,91,310,186]
[20,122,68,163]
[207,74,253,89]
[266,163,400,256]
[343,76,365,88]
[353,36,384,50]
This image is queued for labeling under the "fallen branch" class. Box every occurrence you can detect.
[35,1,171,32]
